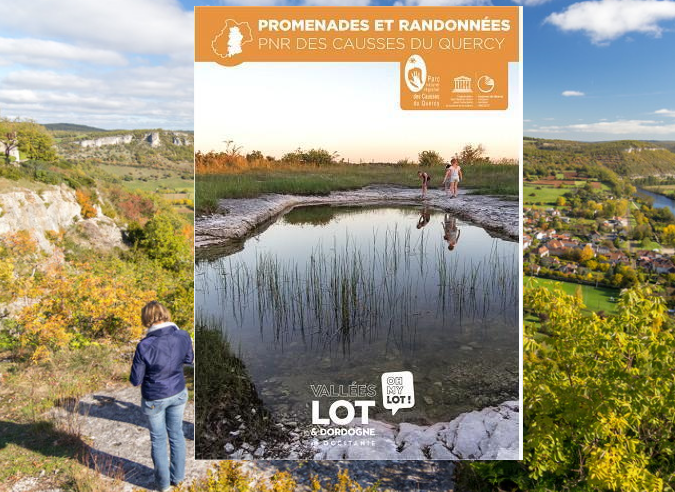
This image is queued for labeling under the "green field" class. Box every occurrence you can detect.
[523,181,607,208]
[526,277,620,314]
[523,184,569,207]
[99,164,193,199]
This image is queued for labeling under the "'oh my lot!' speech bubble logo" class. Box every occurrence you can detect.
[381,371,415,415]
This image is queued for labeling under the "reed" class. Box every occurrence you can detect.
[207,225,518,351]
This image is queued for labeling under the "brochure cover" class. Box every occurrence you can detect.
[194,6,522,461]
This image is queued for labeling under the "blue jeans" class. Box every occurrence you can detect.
[141,387,188,490]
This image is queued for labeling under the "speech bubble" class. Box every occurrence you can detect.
[381,371,415,416]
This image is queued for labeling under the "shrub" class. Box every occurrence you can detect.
[17,263,154,354]
[75,189,97,219]
[473,285,673,491]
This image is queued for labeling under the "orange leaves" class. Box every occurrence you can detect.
[2,230,38,257]
[75,189,97,219]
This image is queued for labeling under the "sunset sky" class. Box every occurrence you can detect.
[195,61,521,161]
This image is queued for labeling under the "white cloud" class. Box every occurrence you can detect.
[0,0,193,58]
[512,0,553,6]
[394,0,491,5]
[0,37,127,67]
[0,0,195,129]
[3,70,96,90]
[303,0,370,5]
[562,90,585,96]
[530,119,675,135]
[656,108,675,117]
[0,63,193,129]
[546,0,675,44]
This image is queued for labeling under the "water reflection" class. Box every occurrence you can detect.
[442,214,461,251]
[416,207,431,229]
[196,206,518,424]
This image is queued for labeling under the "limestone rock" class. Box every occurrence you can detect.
[307,401,519,461]
[146,132,161,148]
[196,187,518,251]
[79,135,133,148]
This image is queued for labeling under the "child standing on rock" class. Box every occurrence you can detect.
[447,158,462,198]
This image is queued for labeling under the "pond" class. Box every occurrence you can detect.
[196,205,519,426]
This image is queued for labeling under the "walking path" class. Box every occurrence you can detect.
[41,384,459,491]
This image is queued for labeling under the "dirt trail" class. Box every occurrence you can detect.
[43,385,457,491]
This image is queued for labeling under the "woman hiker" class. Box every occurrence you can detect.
[130,301,194,492]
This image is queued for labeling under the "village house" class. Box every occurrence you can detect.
[636,251,675,274]
[540,256,560,268]
[523,235,532,249]
[546,239,579,256]
[652,258,675,274]
[593,245,612,256]
[605,251,630,266]
[537,245,549,257]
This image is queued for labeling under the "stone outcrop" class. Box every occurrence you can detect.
[146,132,161,148]
[79,134,133,148]
[226,401,519,461]
[311,401,519,460]
[0,184,123,253]
[196,187,518,250]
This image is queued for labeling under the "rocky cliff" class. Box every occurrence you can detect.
[77,131,192,149]
[0,184,123,253]
[80,134,134,148]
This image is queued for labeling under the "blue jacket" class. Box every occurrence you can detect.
[130,323,194,401]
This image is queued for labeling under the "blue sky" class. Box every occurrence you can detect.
[1,0,674,140]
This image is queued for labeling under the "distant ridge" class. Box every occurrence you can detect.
[43,123,106,132]
[524,137,675,178]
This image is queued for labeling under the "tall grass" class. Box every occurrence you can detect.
[194,321,279,459]
[195,162,518,214]
[210,227,518,353]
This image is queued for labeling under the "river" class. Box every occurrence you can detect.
[636,187,675,214]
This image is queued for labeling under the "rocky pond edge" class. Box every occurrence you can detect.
[195,186,519,252]
[228,400,520,461]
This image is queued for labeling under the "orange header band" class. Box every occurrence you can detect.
[195,6,520,110]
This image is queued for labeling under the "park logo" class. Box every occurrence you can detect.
[212,20,253,59]
[404,54,427,93]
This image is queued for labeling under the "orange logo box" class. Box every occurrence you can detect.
[195,6,520,111]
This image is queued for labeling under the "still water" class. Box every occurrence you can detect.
[196,206,519,425]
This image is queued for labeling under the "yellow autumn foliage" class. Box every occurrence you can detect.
[18,263,154,352]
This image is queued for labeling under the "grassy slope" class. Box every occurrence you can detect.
[196,163,518,213]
